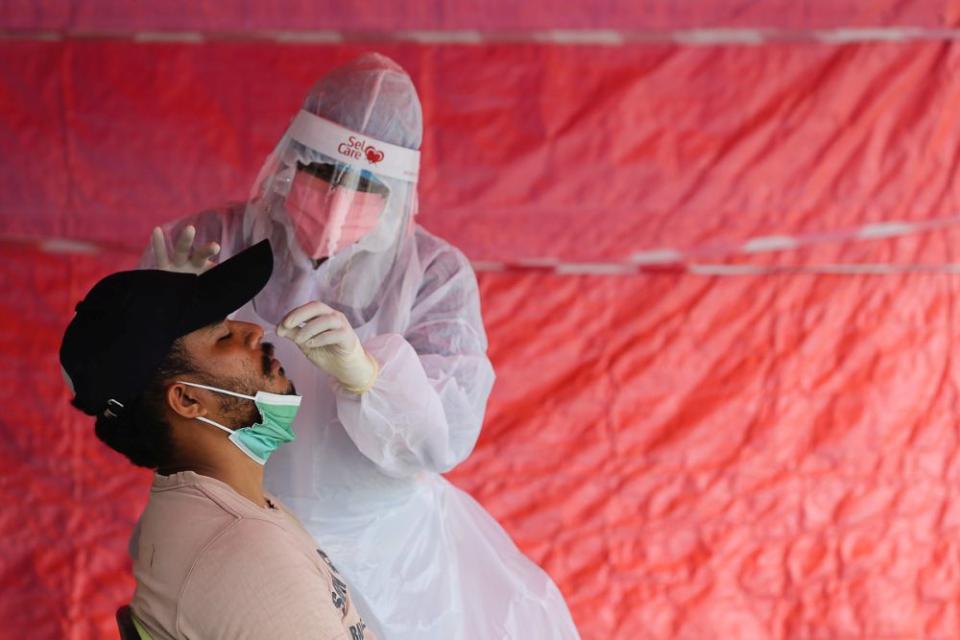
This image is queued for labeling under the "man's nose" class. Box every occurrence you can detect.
[233,321,263,349]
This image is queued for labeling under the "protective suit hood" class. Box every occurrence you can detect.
[243,53,424,325]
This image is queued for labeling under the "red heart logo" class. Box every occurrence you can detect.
[365,148,384,164]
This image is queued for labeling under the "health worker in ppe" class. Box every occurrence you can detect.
[143,53,579,639]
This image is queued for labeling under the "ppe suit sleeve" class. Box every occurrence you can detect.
[334,241,496,478]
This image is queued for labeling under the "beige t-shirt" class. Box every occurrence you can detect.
[130,471,373,640]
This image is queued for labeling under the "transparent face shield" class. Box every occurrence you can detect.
[252,110,420,263]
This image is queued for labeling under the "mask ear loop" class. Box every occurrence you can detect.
[195,415,236,435]
[176,381,253,435]
[176,380,257,402]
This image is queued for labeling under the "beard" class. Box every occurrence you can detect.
[186,342,298,429]
[213,383,261,427]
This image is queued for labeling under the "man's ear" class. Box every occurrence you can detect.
[166,383,208,419]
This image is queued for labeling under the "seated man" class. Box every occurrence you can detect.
[59,240,372,640]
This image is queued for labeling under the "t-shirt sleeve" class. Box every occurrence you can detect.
[175,519,356,640]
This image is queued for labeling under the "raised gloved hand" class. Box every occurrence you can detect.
[151,225,221,274]
[277,302,379,394]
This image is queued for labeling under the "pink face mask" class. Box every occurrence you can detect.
[285,170,387,259]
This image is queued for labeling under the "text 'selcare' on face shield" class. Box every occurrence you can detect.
[282,111,420,260]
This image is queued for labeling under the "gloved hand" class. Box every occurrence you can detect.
[277,301,379,394]
[151,225,221,274]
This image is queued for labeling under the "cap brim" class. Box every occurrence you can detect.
[181,240,274,334]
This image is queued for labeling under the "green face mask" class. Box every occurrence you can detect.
[178,381,302,465]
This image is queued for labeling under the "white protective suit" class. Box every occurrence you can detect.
[144,54,579,639]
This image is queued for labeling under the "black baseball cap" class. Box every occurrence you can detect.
[59,240,273,418]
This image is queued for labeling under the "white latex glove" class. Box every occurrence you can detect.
[277,301,379,394]
[151,225,221,274]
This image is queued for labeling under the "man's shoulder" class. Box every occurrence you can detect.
[139,479,234,536]
[141,501,321,604]
[137,475,286,560]
[133,479,342,638]
[198,512,306,556]
[164,485,315,565]
[176,519,344,636]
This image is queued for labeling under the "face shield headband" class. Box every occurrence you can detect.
[287,110,420,184]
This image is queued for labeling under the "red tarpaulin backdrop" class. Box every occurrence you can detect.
[5,3,960,638]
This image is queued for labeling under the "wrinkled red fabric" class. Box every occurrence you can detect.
[2,0,959,31]
[6,29,960,640]
[5,40,960,263]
